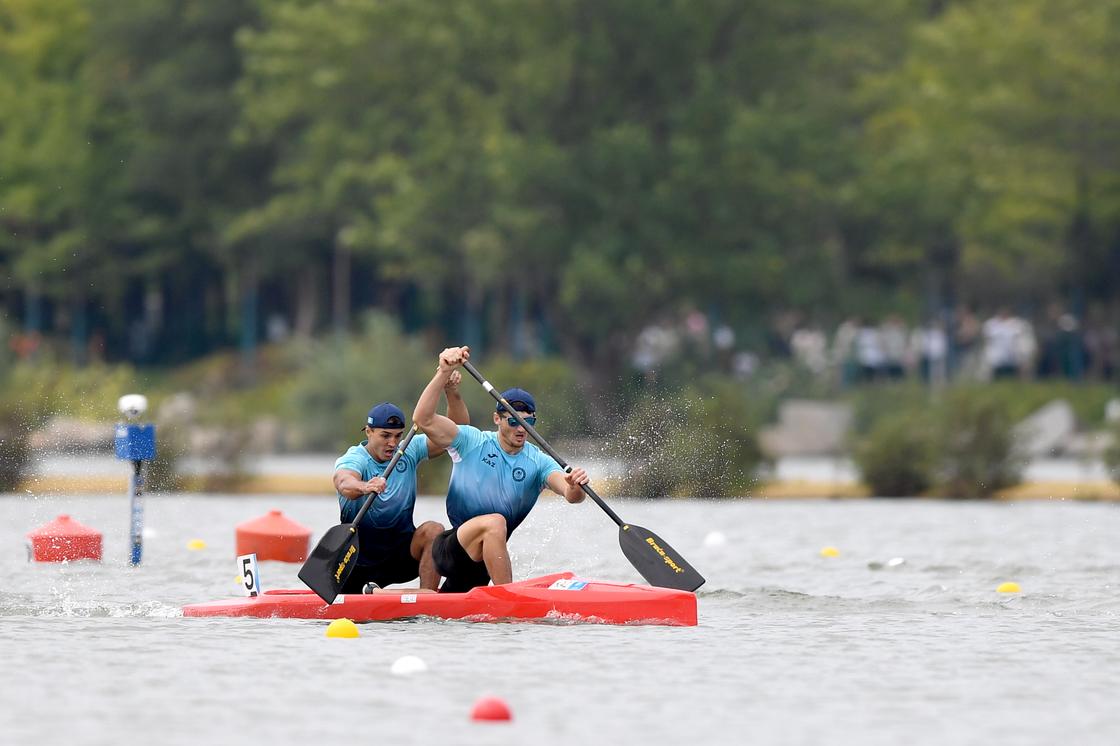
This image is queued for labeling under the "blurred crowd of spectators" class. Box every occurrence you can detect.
[633,304,1120,387]
[828,305,1116,385]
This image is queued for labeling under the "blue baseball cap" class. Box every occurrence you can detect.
[496,388,536,414]
[364,402,406,431]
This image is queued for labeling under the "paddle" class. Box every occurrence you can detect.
[461,361,705,592]
[298,424,419,604]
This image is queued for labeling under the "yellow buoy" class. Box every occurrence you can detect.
[326,618,360,638]
[819,546,840,558]
[996,582,1021,594]
[186,538,207,551]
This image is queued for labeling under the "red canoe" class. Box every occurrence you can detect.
[182,572,697,626]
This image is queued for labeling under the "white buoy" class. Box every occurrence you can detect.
[868,556,906,570]
[391,655,428,676]
[703,531,727,548]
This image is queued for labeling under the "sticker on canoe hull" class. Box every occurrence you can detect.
[548,579,588,591]
[400,594,417,604]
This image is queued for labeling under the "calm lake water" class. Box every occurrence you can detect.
[2,493,1118,746]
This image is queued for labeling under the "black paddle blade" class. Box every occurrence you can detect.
[619,524,705,592]
[297,524,360,604]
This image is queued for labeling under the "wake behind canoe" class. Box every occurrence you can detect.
[182,572,697,626]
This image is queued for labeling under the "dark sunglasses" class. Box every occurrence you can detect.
[506,415,536,428]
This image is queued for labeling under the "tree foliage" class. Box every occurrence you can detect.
[1,0,1118,375]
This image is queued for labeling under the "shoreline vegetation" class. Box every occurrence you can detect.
[10,468,1120,502]
[3,317,1119,500]
[3,2,1120,505]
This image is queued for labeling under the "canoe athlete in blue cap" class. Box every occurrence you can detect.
[332,372,469,592]
[413,346,590,592]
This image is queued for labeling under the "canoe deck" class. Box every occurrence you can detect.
[182,572,697,626]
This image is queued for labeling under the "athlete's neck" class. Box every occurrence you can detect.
[498,436,524,456]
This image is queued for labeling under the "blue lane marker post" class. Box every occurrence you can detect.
[115,395,157,566]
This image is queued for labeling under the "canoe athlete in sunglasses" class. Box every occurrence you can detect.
[413,345,589,592]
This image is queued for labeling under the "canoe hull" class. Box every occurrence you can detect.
[182,572,697,626]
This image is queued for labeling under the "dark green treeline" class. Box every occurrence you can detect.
[2,0,1119,375]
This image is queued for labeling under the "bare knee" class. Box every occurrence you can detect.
[480,514,507,540]
[416,521,444,544]
[411,520,444,558]
[456,514,508,560]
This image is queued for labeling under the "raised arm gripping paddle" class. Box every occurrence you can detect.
[462,361,704,592]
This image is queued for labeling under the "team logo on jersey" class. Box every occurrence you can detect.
[483,451,498,468]
[395,460,407,473]
[512,467,526,482]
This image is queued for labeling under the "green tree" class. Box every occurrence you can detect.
[235,0,929,379]
[861,0,1120,306]
[0,0,102,348]
[85,0,268,360]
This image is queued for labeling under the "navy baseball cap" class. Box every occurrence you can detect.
[363,402,406,431]
[496,388,536,414]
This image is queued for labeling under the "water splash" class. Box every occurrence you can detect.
[604,392,754,498]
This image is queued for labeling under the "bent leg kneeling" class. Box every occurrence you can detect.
[415,520,444,543]
[455,514,506,561]
[411,521,444,559]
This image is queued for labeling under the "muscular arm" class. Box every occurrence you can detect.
[414,346,469,450]
[445,370,470,426]
[428,370,470,459]
[334,469,386,501]
[547,468,589,504]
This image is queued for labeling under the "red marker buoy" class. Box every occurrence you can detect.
[235,510,311,563]
[26,514,103,562]
[470,696,512,722]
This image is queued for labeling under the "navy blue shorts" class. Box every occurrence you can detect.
[340,533,419,593]
[432,526,491,593]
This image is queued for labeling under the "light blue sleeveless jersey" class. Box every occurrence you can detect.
[445,425,563,534]
[334,434,429,537]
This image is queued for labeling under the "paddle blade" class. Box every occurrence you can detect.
[618,524,705,592]
[297,524,360,604]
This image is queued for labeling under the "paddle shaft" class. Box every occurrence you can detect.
[350,424,419,527]
[461,361,625,528]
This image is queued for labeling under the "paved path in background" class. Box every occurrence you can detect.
[28,452,630,480]
[767,456,1113,483]
[28,453,345,478]
[29,453,1113,483]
